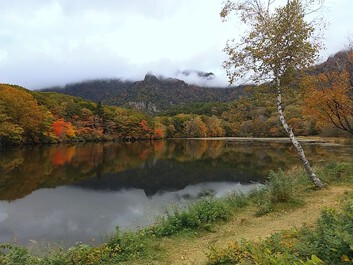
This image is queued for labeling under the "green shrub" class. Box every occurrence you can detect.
[150,197,231,237]
[268,169,295,203]
[65,244,97,265]
[294,200,353,264]
[318,162,353,184]
[248,169,299,216]
[207,239,323,265]
[105,227,149,262]
[248,186,273,216]
[224,192,249,209]
[0,244,42,265]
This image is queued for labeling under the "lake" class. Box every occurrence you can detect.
[0,139,352,247]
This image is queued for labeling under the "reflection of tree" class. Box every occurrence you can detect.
[0,148,55,201]
[183,140,208,160]
[0,152,24,175]
[205,140,224,159]
[52,146,76,166]
[0,140,351,201]
[167,140,223,161]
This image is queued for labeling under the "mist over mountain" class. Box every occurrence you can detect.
[41,49,353,116]
[42,72,245,114]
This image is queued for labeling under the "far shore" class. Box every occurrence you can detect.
[184,136,350,145]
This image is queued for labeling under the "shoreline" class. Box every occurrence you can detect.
[183,136,350,145]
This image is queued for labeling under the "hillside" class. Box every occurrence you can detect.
[42,74,246,114]
[2,50,352,146]
[43,79,132,103]
[42,50,353,117]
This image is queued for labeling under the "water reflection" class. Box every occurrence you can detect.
[0,139,352,246]
[0,182,257,247]
[2,139,348,201]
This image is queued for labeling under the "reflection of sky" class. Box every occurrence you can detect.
[0,182,258,247]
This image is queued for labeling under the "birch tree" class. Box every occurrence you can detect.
[221,0,325,188]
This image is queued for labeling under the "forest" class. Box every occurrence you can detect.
[0,50,352,146]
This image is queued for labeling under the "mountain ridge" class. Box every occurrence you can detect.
[42,73,245,114]
[41,50,353,115]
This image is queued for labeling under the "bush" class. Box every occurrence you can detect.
[318,162,353,184]
[294,199,353,264]
[207,239,324,265]
[248,186,273,217]
[224,192,249,209]
[105,227,149,262]
[268,169,295,203]
[248,169,297,216]
[150,198,231,237]
[0,244,39,265]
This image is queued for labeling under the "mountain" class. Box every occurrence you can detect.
[42,74,245,114]
[311,50,353,85]
[43,79,132,103]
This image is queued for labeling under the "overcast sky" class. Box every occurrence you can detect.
[0,0,352,89]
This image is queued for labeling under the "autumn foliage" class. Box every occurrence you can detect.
[1,48,353,147]
[52,119,76,139]
[0,82,337,147]
[0,84,51,144]
[0,85,161,145]
[304,50,353,136]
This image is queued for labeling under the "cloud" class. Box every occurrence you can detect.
[0,0,233,88]
[0,0,353,89]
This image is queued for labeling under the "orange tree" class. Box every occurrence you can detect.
[304,51,353,136]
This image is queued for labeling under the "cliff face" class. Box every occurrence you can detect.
[43,73,244,114]
[311,50,353,82]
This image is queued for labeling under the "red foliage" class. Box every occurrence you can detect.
[52,119,76,138]
[153,128,164,139]
[140,120,151,132]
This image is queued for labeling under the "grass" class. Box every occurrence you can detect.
[207,192,353,265]
[0,161,352,264]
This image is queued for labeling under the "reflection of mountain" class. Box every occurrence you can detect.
[73,158,265,196]
[0,140,350,201]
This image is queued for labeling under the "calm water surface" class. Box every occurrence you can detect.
[0,139,352,247]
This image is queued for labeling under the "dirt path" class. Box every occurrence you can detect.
[142,186,351,265]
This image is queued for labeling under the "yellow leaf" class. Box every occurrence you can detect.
[341,255,350,262]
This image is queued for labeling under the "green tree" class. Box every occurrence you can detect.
[65,100,82,119]
[221,0,325,188]
[95,101,105,117]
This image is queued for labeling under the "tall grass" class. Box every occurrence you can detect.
[148,192,249,237]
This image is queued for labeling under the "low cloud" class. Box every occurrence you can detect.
[1,0,352,89]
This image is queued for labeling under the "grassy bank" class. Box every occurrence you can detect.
[1,161,353,264]
[207,191,353,265]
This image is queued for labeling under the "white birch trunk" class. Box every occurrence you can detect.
[276,78,324,188]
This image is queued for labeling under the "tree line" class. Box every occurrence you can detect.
[0,56,352,147]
